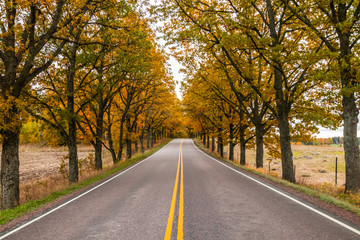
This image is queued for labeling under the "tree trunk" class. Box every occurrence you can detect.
[211,136,215,151]
[239,128,246,166]
[255,126,264,168]
[94,111,104,170]
[117,115,126,162]
[67,89,78,182]
[68,126,78,183]
[134,125,138,154]
[67,42,78,183]
[340,54,360,192]
[229,123,234,161]
[135,140,138,153]
[126,138,132,159]
[206,135,210,149]
[140,127,145,153]
[217,129,224,158]
[126,116,132,159]
[107,108,117,164]
[343,93,360,192]
[150,126,154,148]
[94,139,102,170]
[147,127,151,149]
[203,133,206,146]
[266,0,295,182]
[1,128,20,209]
[278,113,295,182]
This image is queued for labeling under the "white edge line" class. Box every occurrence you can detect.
[0,140,173,239]
[191,140,360,236]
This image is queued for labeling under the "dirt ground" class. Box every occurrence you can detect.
[0,144,113,183]
[226,144,345,186]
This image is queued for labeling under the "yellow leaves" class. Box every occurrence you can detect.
[0,94,26,133]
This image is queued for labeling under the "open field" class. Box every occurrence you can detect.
[0,144,113,183]
[0,142,345,186]
[226,144,345,186]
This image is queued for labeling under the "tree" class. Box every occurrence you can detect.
[161,0,335,183]
[282,0,360,193]
[0,0,94,209]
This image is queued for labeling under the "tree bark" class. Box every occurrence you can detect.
[278,112,295,182]
[239,127,246,166]
[206,134,210,149]
[229,123,234,161]
[94,110,104,170]
[67,39,79,183]
[150,126,154,148]
[203,133,206,146]
[67,125,78,182]
[126,116,132,159]
[217,129,224,158]
[147,126,151,149]
[126,139,132,159]
[117,114,126,162]
[255,129,264,168]
[212,135,215,152]
[340,54,360,192]
[1,127,20,209]
[140,126,145,153]
[108,125,117,164]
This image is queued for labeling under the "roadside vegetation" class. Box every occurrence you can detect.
[0,140,171,225]
[157,0,360,196]
[195,139,360,215]
[0,1,186,210]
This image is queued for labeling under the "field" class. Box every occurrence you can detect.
[226,144,345,186]
[0,144,113,183]
[0,142,344,187]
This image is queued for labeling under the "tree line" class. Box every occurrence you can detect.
[158,0,360,193]
[0,0,181,210]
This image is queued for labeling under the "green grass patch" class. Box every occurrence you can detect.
[0,140,171,225]
[194,140,360,216]
[330,144,342,147]
[326,162,346,172]
[292,151,303,157]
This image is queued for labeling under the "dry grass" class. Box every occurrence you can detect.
[0,143,154,205]
[218,142,360,208]
[226,144,346,186]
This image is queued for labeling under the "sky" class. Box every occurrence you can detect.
[167,56,185,100]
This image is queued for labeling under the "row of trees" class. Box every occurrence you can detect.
[159,0,360,192]
[0,0,180,210]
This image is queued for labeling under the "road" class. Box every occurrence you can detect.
[1,139,359,239]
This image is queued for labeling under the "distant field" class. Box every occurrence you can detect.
[0,143,346,186]
[0,144,113,183]
[227,144,345,186]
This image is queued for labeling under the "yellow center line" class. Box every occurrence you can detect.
[164,140,183,240]
[178,140,184,240]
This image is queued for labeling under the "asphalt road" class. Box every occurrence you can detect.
[1,139,360,239]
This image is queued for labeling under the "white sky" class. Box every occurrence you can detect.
[168,56,185,100]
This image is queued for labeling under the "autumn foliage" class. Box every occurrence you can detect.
[0,0,182,210]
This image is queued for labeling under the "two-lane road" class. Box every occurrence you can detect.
[1,139,359,239]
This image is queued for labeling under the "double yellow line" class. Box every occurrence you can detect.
[164,140,184,240]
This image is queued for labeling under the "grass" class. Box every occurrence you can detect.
[0,140,171,226]
[194,140,360,216]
